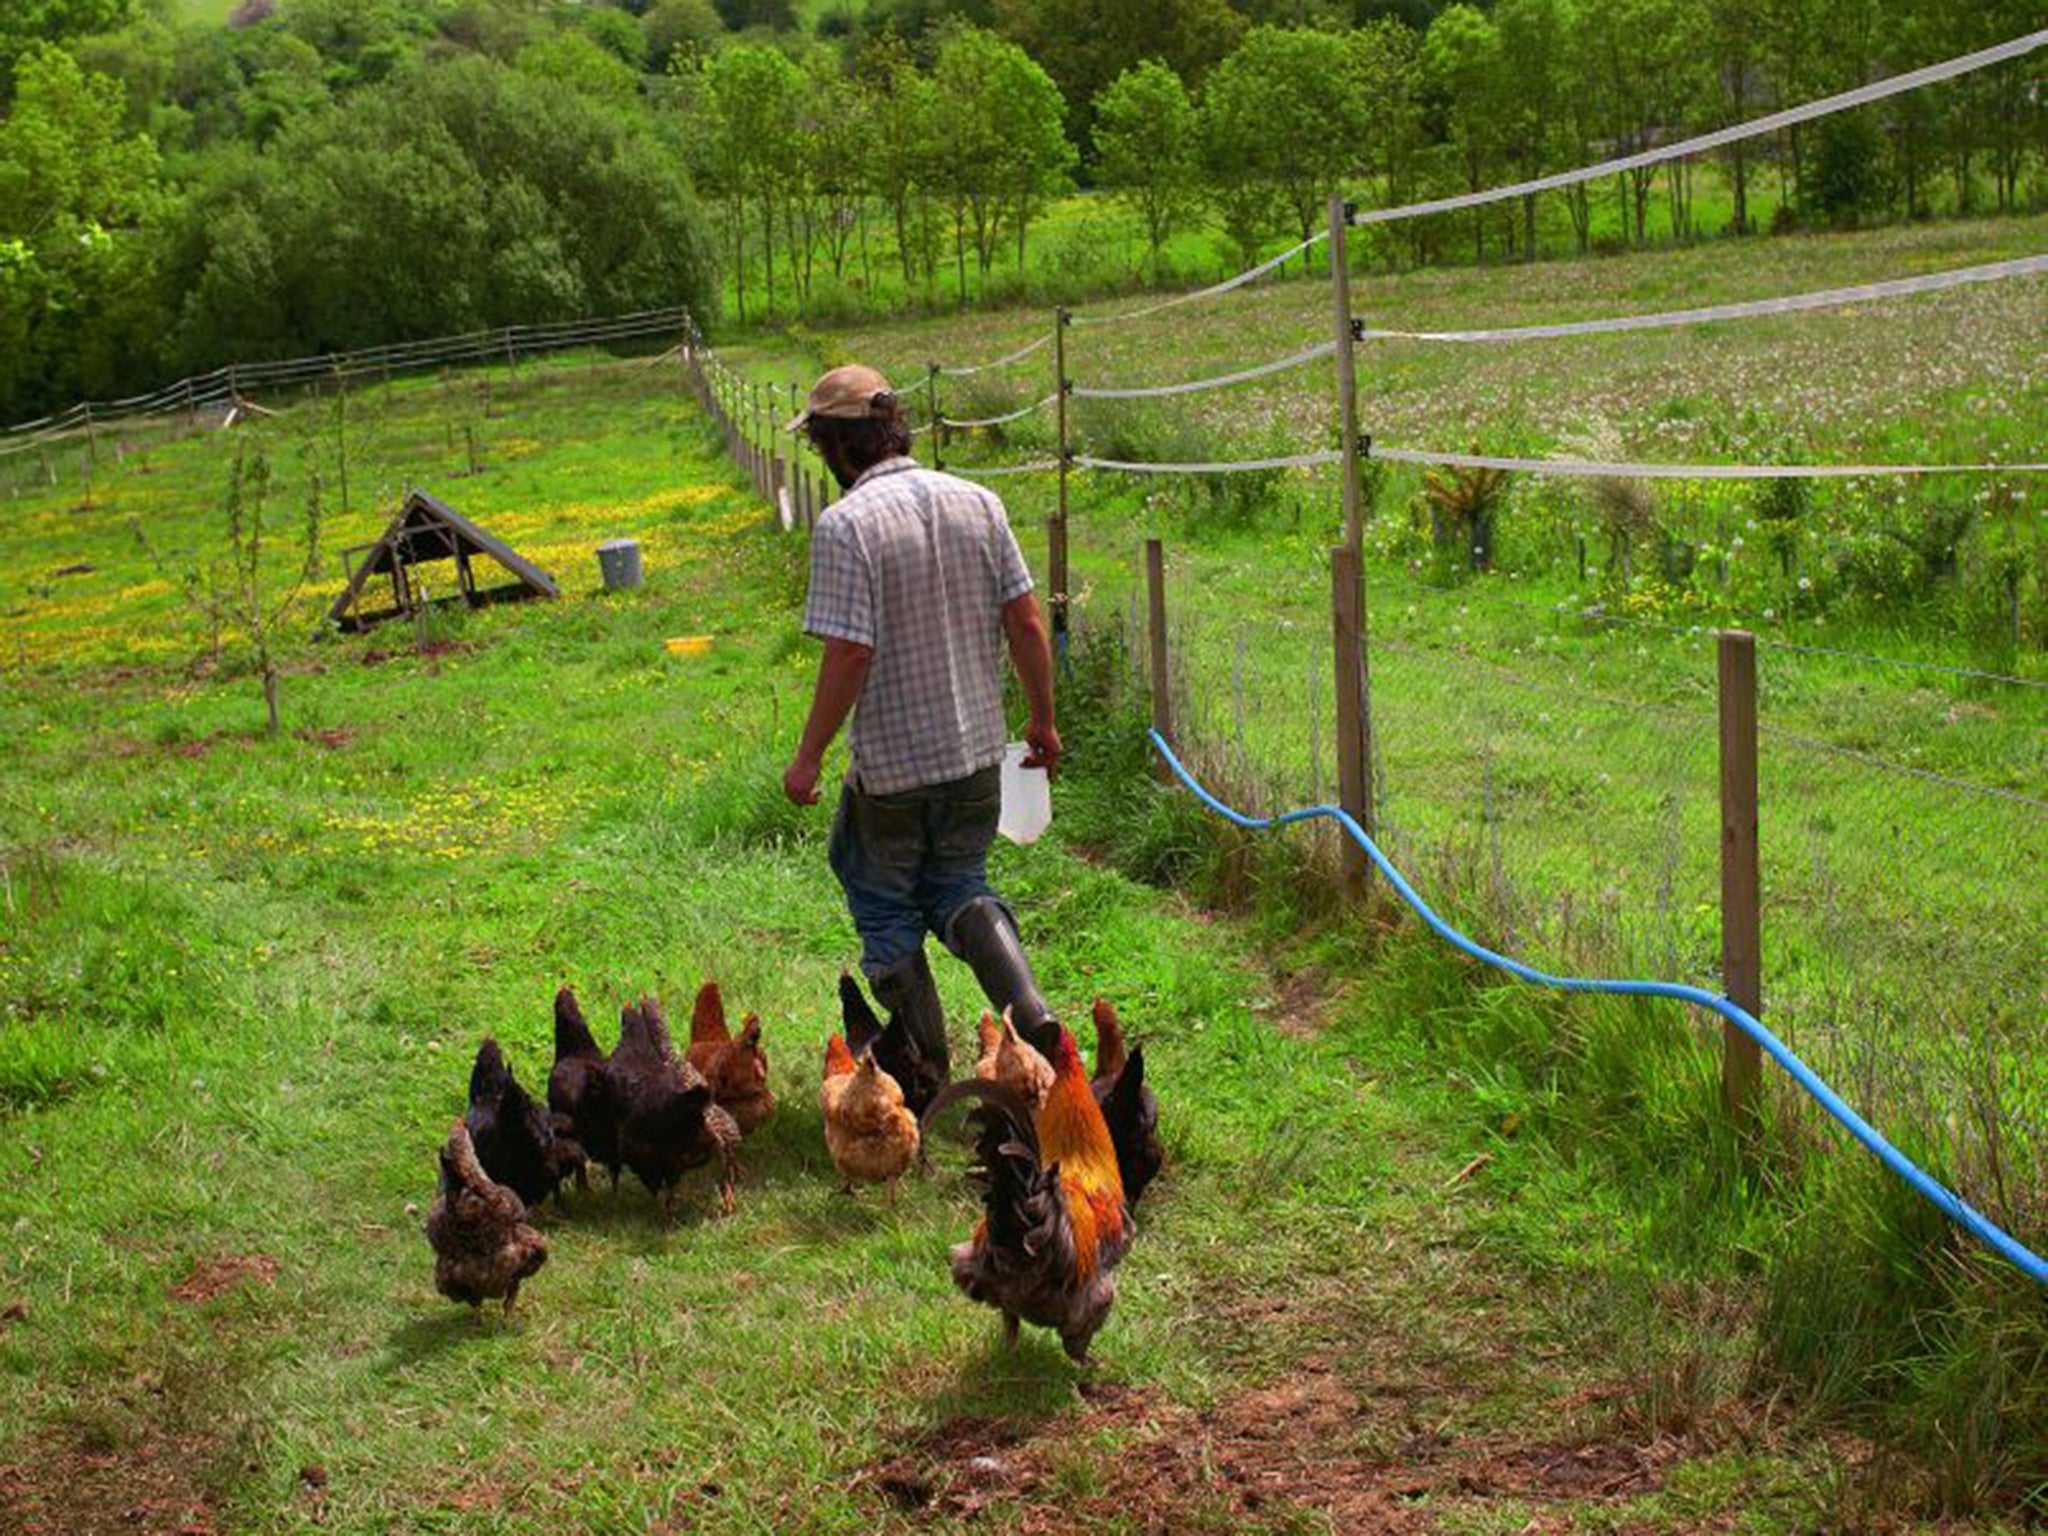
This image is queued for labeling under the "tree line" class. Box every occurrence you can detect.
[1,0,2041,422]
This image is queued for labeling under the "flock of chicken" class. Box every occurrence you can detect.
[427,975,1163,1359]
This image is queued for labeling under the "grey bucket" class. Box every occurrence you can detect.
[597,538,643,592]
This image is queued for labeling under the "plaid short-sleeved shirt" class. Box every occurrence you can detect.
[803,457,1035,795]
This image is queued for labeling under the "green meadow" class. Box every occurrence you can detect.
[0,217,2042,1533]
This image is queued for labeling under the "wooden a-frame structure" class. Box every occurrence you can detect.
[327,488,559,633]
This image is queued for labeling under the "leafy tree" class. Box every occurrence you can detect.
[1200,27,1364,258]
[1344,17,1425,260]
[929,28,1071,292]
[0,0,134,102]
[992,0,1244,143]
[276,0,433,90]
[133,448,323,737]
[854,36,942,295]
[1093,61,1201,267]
[159,57,714,367]
[1422,4,1505,260]
[518,30,644,106]
[1492,0,1570,259]
[712,0,797,29]
[557,2,656,66]
[643,0,723,70]
[701,43,803,319]
[0,44,164,418]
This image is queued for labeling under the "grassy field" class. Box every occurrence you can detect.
[717,214,2048,1507]
[0,229,2042,1529]
[724,215,2047,1185]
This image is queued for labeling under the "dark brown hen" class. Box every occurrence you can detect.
[605,996,740,1217]
[466,1037,585,1210]
[426,1120,548,1316]
[548,986,619,1192]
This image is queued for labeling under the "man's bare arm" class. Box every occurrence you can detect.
[1002,592,1061,776]
[784,637,873,805]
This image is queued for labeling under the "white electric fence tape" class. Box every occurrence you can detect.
[1068,235,1327,329]
[1073,449,1343,474]
[940,394,1061,430]
[1350,29,2048,227]
[1360,256,2048,343]
[936,333,1052,378]
[1375,446,2048,479]
[947,460,1063,478]
[1071,342,1338,400]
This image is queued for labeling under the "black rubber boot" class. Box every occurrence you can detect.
[870,947,950,1083]
[944,897,1059,1055]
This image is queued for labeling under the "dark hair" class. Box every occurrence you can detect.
[807,401,913,473]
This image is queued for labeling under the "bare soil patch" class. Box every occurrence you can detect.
[858,1362,1696,1533]
[0,1430,223,1536]
[169,1252,279,1305]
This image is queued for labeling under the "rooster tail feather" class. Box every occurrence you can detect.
[920,1078,1041,1159]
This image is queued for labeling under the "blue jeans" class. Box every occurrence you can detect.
[828,765,1005,975]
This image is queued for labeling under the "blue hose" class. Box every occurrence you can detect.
[1146,729,2046,1284]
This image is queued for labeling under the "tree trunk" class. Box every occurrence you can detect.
[760,194,777,322]
[731,196,747,324]
[954,207,967,305]
[261,661,281,737]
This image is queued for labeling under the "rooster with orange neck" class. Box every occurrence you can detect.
[923,1025,1133,1359]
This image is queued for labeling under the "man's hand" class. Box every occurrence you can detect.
[1022,717,1062,778]
[783,752,823,807]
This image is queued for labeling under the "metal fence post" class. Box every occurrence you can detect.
[1331,543,1373,897]
[1718,629,1763,1127]
[1052,307,1072,651]
[1146,538,1172,780]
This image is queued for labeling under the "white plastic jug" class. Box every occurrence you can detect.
[997,742,1052,845]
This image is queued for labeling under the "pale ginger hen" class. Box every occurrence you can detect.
[820,1033,920,1203]
[974,1009,1053,1110]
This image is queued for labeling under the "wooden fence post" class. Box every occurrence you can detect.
[925,364,943,472]
[1145,538,1172,780]
[1331,543,1374,897]
[1051,308,1072,654]
[1328,193,1363,558]
[1718,628,1763,1127]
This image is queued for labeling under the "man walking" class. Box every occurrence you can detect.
[781,364,1063,1074]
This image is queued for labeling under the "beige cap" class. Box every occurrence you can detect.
[786,364,897,433]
